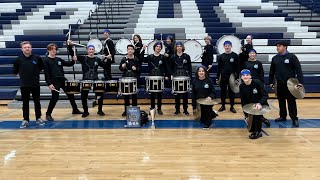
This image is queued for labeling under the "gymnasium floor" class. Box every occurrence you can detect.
[0,99,320,179]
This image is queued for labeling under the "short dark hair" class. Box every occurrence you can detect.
[20,41,31,47]
[153,42,163,50]
[47,43,58,51]
[127,44,135,49]
[276,40,289,47]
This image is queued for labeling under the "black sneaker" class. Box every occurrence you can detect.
[292,119,299,127]
[158,109,163,115]
[249,131,262,139]
[97,111,105,116]
[203,125,211,129]
[82,112,89,118]
[122,111,126,117]
[230,107,237,113]
[46,115,54,121]
[183,110,189,116]
[72,109,83,114]
[174,110,180,115]
[218,106,225,112]
[275,117,286,122]
[20,120,29,128]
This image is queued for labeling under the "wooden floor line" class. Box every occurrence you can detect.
[298,134,319,149]
[0,109,18,119]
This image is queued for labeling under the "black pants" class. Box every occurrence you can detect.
[103,63,112,80]
[150,92,162,110]
[81,90,103,113]
[124,94,137,111]
[277,81,298,120]
[175,93,188,111]
[220,79,235,107]
[46,83,78,116]
[20,86,41,121]
[249,115,262,133]
[200,104,217,127]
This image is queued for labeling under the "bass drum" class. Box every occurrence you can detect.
[87,39,103,53]
[147,40,165,55]
[216,35,241,54]
[116,38,132,55]
[184,40,203,62]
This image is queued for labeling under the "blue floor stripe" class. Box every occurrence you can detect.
[1,119,320,129]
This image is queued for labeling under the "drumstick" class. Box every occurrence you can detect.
[53,89,61,93]
[104,39,112,61]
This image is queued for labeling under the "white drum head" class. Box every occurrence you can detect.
[216,35,241,54]
[116,38,132,55]
[184,40,203,62]
[147,40,165,55]
[88,39,103,53]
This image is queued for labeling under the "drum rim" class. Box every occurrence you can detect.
[145,76,164,80]
[172,76,191,80]
[216,34,241,55]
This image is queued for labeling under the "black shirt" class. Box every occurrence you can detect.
[103,38,116,64]
[146,54,168,76]
[239,43,253,70]
[119,56,140,78]
[243,59,264,83]
[13,54,43,87]
[269,52,304,84]
[217,52,240,81]
[133,41,145,64]
[201,44,214,67]
[68,45,104,80]
[171,53,192,78]
[43,56,75,85]
[192,77,216,109]
[240,79,268,106]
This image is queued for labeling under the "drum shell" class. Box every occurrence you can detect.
[172,76,190,94]
[93,81,106,93]
[105,80,118,93]
[145,76,164,93]
[118,78,138,95]
[81,80,93,91]
[65,81,81,94]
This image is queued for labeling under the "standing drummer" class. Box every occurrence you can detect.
[240,69,269,139]
[44,43,82,121]
[269,40,304,127]
[201,36,214,72]
[102,29,116,80]
[68,40,106,117]
[192,65,217,129]
[119,44,140,117]
[171,42,192,115]
[216,41,240,113]
[239,35,253,70]
[145,42,169,115]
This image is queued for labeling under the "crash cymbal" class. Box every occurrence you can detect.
[243,103,271,115]
[196,98,219,105]
[287,78,305,99]
[229,73,240,93]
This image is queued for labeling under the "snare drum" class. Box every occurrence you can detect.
[184,40,203,62]
[65,80,80,94]
[147,40,165,55]
[172,76,190,94]
[81,80,93,91]
[216,35,241,54]
[105,80,118,94]
[93,80,106,93]
[118,77,138,95]
[145,76,164,93]
[116,38,132,55]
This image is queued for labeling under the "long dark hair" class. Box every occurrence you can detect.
[133,34,142,43]
[195,65,209,79]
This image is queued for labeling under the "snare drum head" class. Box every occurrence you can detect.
[94,80,104,83]
[116,38,132,55]
[146,76,164,80]
[106,80,118,83]
[88,39,103,53]
[119,77,137,83]
[184,40,203,62]
[147,40,165,55]
[216,35,241,54]
[82,80,93,83]
[172,76,190,81]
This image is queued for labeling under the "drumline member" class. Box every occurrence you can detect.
[164,35,175,87]
[243,49,270,127]
[102,29,116,80]
[145,42,169,115]
[132,34,146,64]
[269,40,304,127]
[119,44,140,117]
[240,69,269,139]
[239,35,253,70]
[13,41,45,128]
[171,42,192,115]
[216,40,240,113]
[192,65,217,129]
[43,43,82,121]
[68,40,106,118]
[201,36,214,71]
